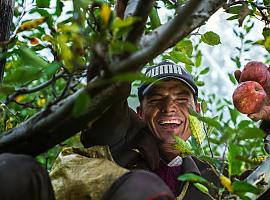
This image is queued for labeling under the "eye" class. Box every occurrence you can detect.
[176,97,188,103]
[148,98,162,104]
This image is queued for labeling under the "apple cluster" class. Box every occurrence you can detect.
[232,61,270,114]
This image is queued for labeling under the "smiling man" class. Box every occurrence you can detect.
[78,61,217,200]
[137,63,200,162]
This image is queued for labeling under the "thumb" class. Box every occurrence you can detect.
[248,105,270,121]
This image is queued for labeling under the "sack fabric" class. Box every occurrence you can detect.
[50,146,128,200]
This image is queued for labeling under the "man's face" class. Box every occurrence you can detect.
[137,79,199,159]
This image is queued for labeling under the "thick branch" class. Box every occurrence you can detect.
[0,0,226,156]
[124,0,154,43]
[140,0,226,50]
[0,0,15,83]
[109,0,204,73]
[115,0,128,19]
[0,81,130,156]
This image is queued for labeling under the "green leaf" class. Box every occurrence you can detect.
[227,15,239,20]
[227,143,244,176]
[112,16,140,36]
[229,107,239,124]
[17,46,48,68]
[201,31,221,46]
[169,51,193,65]
[149,7,161,29]
[178,173,208,184]
[237,120,252,129]
[195,51,202,67]
[264,0,270,6]
[193,183,209,194]
[201,101,207,114]
[227,5,243,14]
[232,181,259,194]
[200,67,209,75]
[56,0,64,16]
[175,39,193,57]
[0,85,15,95]
[174,136,193,156]
[37,0,50,8]
[4,67,43,85]
[189,109,223,130]
[228,73,237,85]
[238,127,266,140]
[196,81,205,87]
[44,62,61,78]
[110,40,138,55]
[72,92,91,118]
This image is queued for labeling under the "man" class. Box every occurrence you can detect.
[80,60,218,199]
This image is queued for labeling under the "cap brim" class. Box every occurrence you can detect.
[142,76,196,97]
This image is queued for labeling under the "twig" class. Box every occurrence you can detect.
[5,72,65,105]
[203,122,214,158]
[220,142,228,175]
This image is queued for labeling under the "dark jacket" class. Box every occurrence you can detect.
[81,85,270,199]
[81,93,220,199]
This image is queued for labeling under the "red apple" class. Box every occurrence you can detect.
[233,81,267,114]
[240,61,270,90]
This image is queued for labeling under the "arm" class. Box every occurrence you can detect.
[81,84,132,148]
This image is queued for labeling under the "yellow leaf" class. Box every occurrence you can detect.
[188,114,206,145]
[15,95,25,103]
[57,34,73,71]
[220,175,233,193]
[100,4,111,26]
[16,17,46,34]
[37,96,46,107]
[5,119,13,130]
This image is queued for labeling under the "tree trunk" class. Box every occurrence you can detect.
[0,0,14,83]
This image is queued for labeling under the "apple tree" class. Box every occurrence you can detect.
[0,0,270,199]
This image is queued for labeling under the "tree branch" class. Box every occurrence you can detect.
[0,0,15,83]
[0,0,226,156]
[5,72,65,105]
[140,0,226,50]
[124,0,155,43]
[115,0,128,19]
[109,0,205,73]
[0,80,129,156]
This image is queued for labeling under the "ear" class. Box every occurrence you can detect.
[195,102,201,113]
[137,105,143,119]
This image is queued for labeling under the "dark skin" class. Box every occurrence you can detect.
[235,69,270,121]
[137,79,200,161]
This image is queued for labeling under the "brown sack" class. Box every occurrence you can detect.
[50,146,128,200]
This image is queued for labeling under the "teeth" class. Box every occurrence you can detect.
[159,120,180,125]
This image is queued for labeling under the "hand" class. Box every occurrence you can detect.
[234,69,270,121]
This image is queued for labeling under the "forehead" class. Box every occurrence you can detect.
[146,79,193,96]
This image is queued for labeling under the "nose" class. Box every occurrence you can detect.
[160,97,176,113]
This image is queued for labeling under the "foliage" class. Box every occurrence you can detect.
[0,0,270,198]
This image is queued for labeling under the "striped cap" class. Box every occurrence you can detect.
[138,61,198,101]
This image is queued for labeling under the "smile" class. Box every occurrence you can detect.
[158,119,181,126]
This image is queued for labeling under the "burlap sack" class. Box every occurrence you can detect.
[50,146,128,200]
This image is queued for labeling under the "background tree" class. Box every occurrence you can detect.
[0,0,270,199]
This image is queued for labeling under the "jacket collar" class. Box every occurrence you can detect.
[182,156,201,176]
